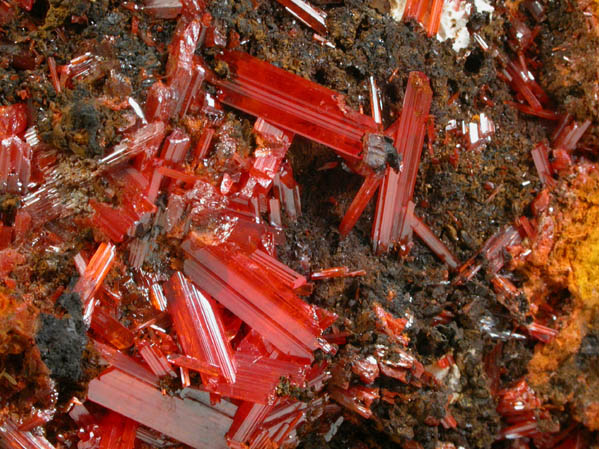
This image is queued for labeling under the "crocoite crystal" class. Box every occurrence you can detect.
[0,103,27,139]
[87,368,232,449]
[164,271,237,384]
[372,71,432,253]
[213,51,378,161]
[0,419,56,449]
[182,240,330,360]
[72,242,116,322]
[275,0,327,35]
[403,0,444,36]
[97,412,138,449]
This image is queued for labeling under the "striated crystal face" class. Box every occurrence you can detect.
[164,272,237,383]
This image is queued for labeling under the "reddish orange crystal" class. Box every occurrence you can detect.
[164,272,237,383]
[214,51,378,161]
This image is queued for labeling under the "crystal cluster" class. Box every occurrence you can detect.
[0,0,596,447]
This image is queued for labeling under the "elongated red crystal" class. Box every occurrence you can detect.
[466,113,495,150]
[87,368,232,449]
[273,164,302,220]
[90,200,137,243]
[531,143,555,186]
[553,119,591,151]
[90,306,135,350]
[192,127,215,164]
[144,0,182,19]
[99,122,166,167]
[372,72,432,253]
[393,72,432,241]
[161,128,191,163]
[372,167,399,253]
[275,0,327,35]
[426,0,444,36]
[249,249,307,290]
[0,136,32,194]
[410,210,459,269]
[167,20,203,117]
[213,51,378,160]
[98,412,138,449]
[527,322,558,343]
[167,353,220,376]
[182,241,322,360]
[311,266,350,280]
[203,351,307,404]
[164,272,237,383]
[227,401,274,448]
[145,81,175,122]
[0,419,56,449]
[137,339,177,378]
[458,225,522,281]
[403,0,444,36]
[339,173,383,237]
[73,242,116,322]
[93,340,159,385]
[502,59,544,111]
[506,101,559,120]
[329,385,378,419]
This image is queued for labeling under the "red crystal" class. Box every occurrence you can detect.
[182,239,328,360]
[506,101,560,120]
[72,242,116,322]
[90,201,137,243]
[311,266,365,280]
[372,72,432,253]
[166,20,204,117]
[524,0,546,22]
[0,136,32,194]
[164,272,237,383]
[90,306,135,350]
[98,412,138,449]
[527,322,558,343]
[161,128,191,163]
[213,51,378,161]
[410,210,459,269]
[273,163,302,221]
[143,0,182,19]
[99,121,166,167]
[87,368,233,448]
[0,419,56,449]
[372,303,409,345]
[202,350,307,404]
[227,401,275,448]
[352,356,380,384]
[465,113,495,150]
[136,339,177,378]
[531,143,555,187]
[167,353,220,376]
[249,249,307,290]
[552,119,591,151]
[0,103,27,139]
[145,81,175,122]
[275,0,327,35]
[192,127,215,163]
[328,385,379,419]
[403,0,445,36]
[93,340,159,386]
[339,173,383,237]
